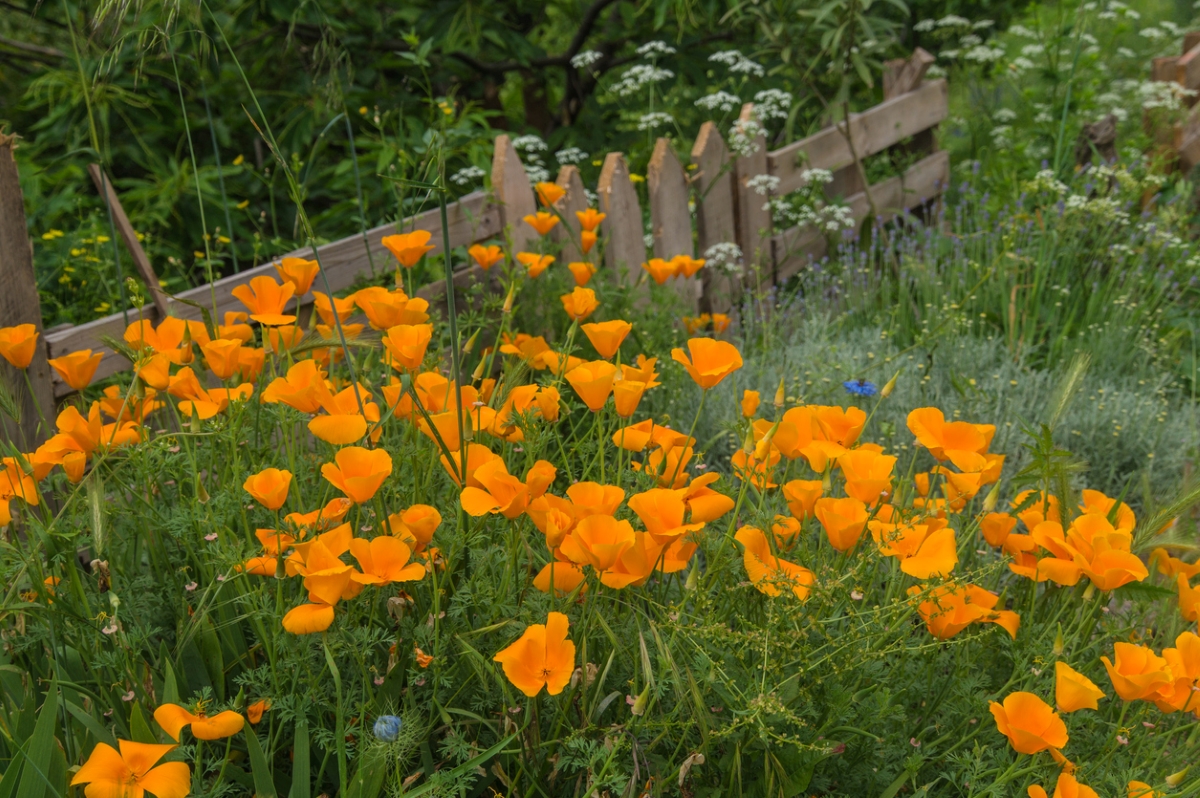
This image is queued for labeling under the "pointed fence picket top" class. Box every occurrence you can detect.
[690,122,738,315]
[554,165,594,265]
[883,48,935,100]
[596,152,646,288]
[0,133,56,446]
[647,138,698,310]
[491,134,538,254]
[733,103,772,282]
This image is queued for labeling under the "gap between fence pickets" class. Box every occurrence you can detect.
[772,150,950,283]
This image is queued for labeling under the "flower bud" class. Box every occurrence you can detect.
[373,714,402,742]
[773,377,786,408]
[462,330,480,354]
[880,370,900,398]
[1053,624,1064,657]
[1166,767,1189,787]
[630,684,650,716]
[742,427,755,454]
[982,483,1000,512]
[502,285,515,314]
[684,565,699,591]
[1082,583,1096,602]
[471,359,486,382]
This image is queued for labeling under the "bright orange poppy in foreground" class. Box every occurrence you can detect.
[535,181,566,207]
[154,703,245,741]
[814,497,868,551]
[523,212,560,236]
[48,349,103,391]
[566,360,618,411]
[671,338,743,389]
[274,256,320,295]
[232,275,297,326]
[560,287,600,321]
[322,446,393,503]
[735,526,815,600]
[517,252,555,277]
[1029,772,1101,798]
[382,230,435,268]
[582,320,631,359]
[71,740,191,798]
[1102,642,1174,701]
[383,324,433,372]
[1055,661,1106,712]
[0,324,39,369]
[469,244,504,271]
[493,611,576,697]
[244,467,293,511]
[576,208,606,232]
[988,691,1068,754]
[568,261,597,285]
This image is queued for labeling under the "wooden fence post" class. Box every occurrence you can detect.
[883,48,935,100]
[690,122,738,315]
[87,164,172,318]
[0,133,56,448]
[647,138,698,310]
[596,152,646,290]
[554,165,593,265]
[491,134,538,254]
[732,104,772,284]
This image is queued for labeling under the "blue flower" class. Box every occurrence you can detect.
[842,379,877,397]
[373,715,402,742]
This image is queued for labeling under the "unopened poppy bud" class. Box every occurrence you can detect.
[630,684,650,716]
[471,360,486,382]
[1082,583,1096,601]
[196,479,209,504]
[742,427,755,454]
[1166,767,1189,787]
[982,483,1000,512]
[684,565,699,591]
[754,421,780,460]
[502,285,515,314]
[462,330,480,354]
[880,370,900,398]
[773,377,785,408]
[1053,625,1065,657]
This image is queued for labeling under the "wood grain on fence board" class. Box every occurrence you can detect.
[733,104,772,279]
[882,47,935,100]
[1178,44,1200,101]
[773,150,949,283]
[491,134,538,254]
[596,152,646,286]
[690,122,737,315]
[768,79,948,195]
[0,134,56,444]
[1153,56,1180,82]
[554,165,594,265]
[87,164,172,317]
[647,138,699,310]
[45,191,501,396]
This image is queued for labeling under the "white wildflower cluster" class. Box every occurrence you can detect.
[1022,43,1045,56]
[1025,169,1069,195]
[637,40,676,58]
[1138,80,1196,111]
[913,19,936,32]
[973,19,995,29]
[994,108,1018,123]
[584,188,599,206]
[611,64,675,97]
[768,198,855,232]
[1139,27,1165,40]
[1034,104,1054,123]
[555,147,589,166]
[927,64,947,78]
[1010,57,1036,74]
[728,117,764,158]
[709,50,765,77]
[1117,47,1136,58]
[513,135,550,184]
[937,14,971,27]
[637,112,674,131]
[753,89,792,120]
[703,242,743,275]
[570,50,603,69]
[695,91,741,113]
[964,45,1005,62]
[1062,195,1129,223]
[991,126,1013,148]
[961,34,982,47]
[1009,24,1037,37]
[746,174,780,196]
[643,233,656,248]
[450,165,486,187]
[800,168,834,185]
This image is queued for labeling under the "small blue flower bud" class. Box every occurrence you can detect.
[373,715,402,742]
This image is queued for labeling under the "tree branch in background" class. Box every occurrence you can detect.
[0,34,65,60]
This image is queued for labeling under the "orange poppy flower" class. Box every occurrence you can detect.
[580,230,598,254]
[282,599,339,634]
[814,497,869,551]
[523,212,560,236]
[1149,549,1200,580]
[670,255,705,278]
[642,258,677,285]
[1055,661,1106,712]
[568,261,597,286]
[231,275,297,325]
[274,256,320,295]
[622,354,661,387]
[628,488,704,544]
[735,526,815,600]
[613,380,647,418]
[781,479,822,520]
[415,647,434,668]
[533,560,587,596]
[566,360,618,411]
[682,473,735,523]
[870,519,959,579]
[382,230,435,268]
[383,324,433,372]
[460,458,532,519]
[350,536,426,585]
[313,291,357,325]
[581,320,631,359]
[71,740,191,798]
[261,360,327,413]
[48,349,103,391]
[560,287,600,321]
[1180,574,1200,621]
[560,514,636,571]
[535,181,566,207]
[1102,643,1174,701]
[980,511,1016,547]
[493,611,576,697]
[285,498,352,534]
[354,286,430,329]
[738,389,760,418]
[1029,773,1101,798]
[576,208,606,232]
[839,447,896,507]
[517,252,555,277]
[246,699,271,725]
[200,338,243,380]
[910,582,1019,640]
[469,244,504,271]
[267,325,304,354]
[237,347,266,382]
[244,467,293,511]
[321,446,393,503]
[0,324,39,369]
[154,703,245,741]
[988,691,1068,754]
[671,338,743,389]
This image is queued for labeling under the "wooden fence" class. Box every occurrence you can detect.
[1150,31,1200,169]
[1,49,948,435]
